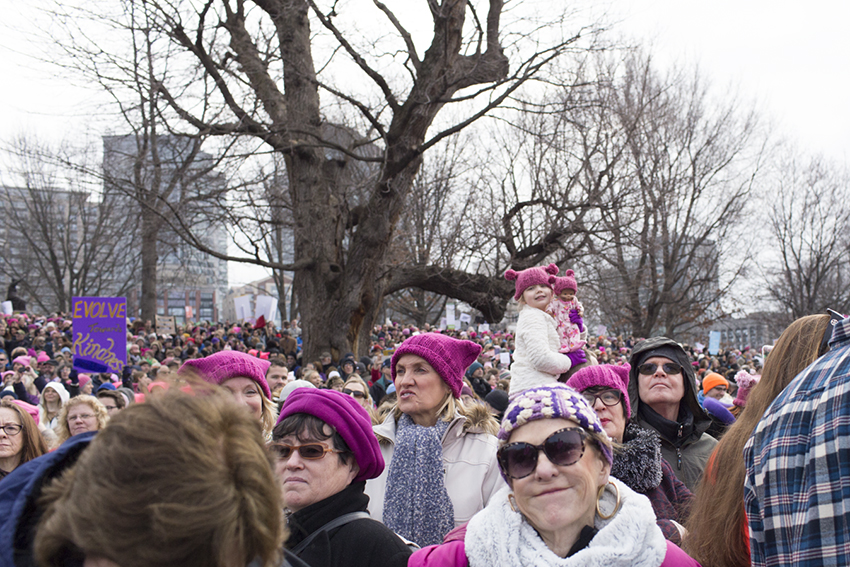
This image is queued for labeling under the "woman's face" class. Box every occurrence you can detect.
[81,381,94,395]
[67,403,100,436]
[0,407,24,463]
[343,381,369,409]
[705,385,727,400]
[43,388,60,404]
[583,388,627,443]
[59,366,71,379]
[221,377,263,420]
[508,418,609,545]
[394,354,451,427]
[274,425,358,512]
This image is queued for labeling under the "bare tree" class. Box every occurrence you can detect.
[762,153,850,320]
[50,0,602,359]
[0,135,139,311]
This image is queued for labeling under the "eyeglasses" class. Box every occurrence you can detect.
[0,424,22,436]
[68,413,95,422]
[268,441,342,461]
[637,362,682,376]
[497,427,588,480]
[343,388,366,399]
[582,389,622,407]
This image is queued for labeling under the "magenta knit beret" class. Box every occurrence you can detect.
[504,263,559,301]
[391,333,482,398]
[276,388,384,482]
[179,351,271,399]
[552,269,578,294]
[566,363,632,419]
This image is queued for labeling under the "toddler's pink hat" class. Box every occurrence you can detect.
[552,269,578,294]
[504,263,558,300]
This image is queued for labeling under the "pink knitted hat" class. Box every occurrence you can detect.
[566,364,632,418]
[552,269,578,294]
[391,333,482,398]
[504,263,559,300]
[12,399,39,423]
[179,351,271,399]
[733,371,760,408]
[277,388,384,482]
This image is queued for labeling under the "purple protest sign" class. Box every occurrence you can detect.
[71,297,127,375]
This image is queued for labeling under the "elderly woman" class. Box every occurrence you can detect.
[55,396,109,447]
[0,399,47,480]
[365,333,502,547]
[274,388,412,567]
[566,365,693,544]
[180,350,276,436]
[409,384,700,566]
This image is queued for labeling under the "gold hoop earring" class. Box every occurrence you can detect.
[508,493,518,513]
[596,481,621,520]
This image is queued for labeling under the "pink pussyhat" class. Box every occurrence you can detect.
[504,263,558,300]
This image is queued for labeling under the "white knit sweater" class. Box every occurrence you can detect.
[509,306,572,395]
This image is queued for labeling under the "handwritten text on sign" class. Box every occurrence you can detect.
[72,297,127,374]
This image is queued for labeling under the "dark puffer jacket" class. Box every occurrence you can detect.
[612,423,694,545]
[627,337,717,491]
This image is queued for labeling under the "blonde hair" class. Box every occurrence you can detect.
[343,375,380,425]
[55,396,109,446]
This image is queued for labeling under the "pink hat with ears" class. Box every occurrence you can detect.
[391,333,482,398]
[12,399,39,423]
[552,269,578,294]
[504,263,559,300]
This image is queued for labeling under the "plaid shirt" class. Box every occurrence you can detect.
[744,316,850,566]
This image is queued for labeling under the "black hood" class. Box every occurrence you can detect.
[627,337,708,426]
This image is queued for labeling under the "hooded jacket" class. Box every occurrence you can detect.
[627,337,717,491]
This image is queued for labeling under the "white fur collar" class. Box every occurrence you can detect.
[464,478,666,567]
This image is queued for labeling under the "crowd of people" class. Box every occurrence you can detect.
[0,266,846,567]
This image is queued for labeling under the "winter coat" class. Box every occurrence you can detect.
[611,423,693,545]
[286,481,411,567]
[0,431,95,567]
[627,337,717,491]
[508,306,573,394]
[408,480,701,567]
[365,405,502,527]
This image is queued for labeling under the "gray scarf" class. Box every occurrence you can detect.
[382,413,455,546]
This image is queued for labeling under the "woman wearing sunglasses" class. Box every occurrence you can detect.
[409,384,699,567]
[567,364,693,545]
[627,338,717,491]
[273,387,412,567]
[343,375,379,425]
[365,333,502,547]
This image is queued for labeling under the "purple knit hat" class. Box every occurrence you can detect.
[499,384,613,468]
[566,364,632,418]
[391,333,482,398]
[504,263,559,301]
[179,351,271,399]
[276,388,384,482]
[552,269,578,294]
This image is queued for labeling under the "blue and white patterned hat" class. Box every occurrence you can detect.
[499,384,613,467]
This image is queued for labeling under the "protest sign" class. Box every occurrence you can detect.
[255,295,277,322]
[1,301,12,315]
[156,315,176,335]
[72,297,127,374]
[708,331,721,355]
[233,295,252,322]
[459,313,472,324]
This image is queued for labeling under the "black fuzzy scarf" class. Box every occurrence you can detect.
[611,423,663,493]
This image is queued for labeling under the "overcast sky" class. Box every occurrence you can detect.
[1,0,847,286]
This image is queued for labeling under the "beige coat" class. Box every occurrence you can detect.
[365,408,503,527]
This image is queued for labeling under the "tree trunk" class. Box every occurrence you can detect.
[140,207,159,322]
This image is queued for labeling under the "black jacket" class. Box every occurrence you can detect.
[286,482,411,567]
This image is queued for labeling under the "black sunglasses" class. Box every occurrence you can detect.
[637,362,683,376]
[497,427,587,480]
[343,388,366,399]
[582,389,622,407]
